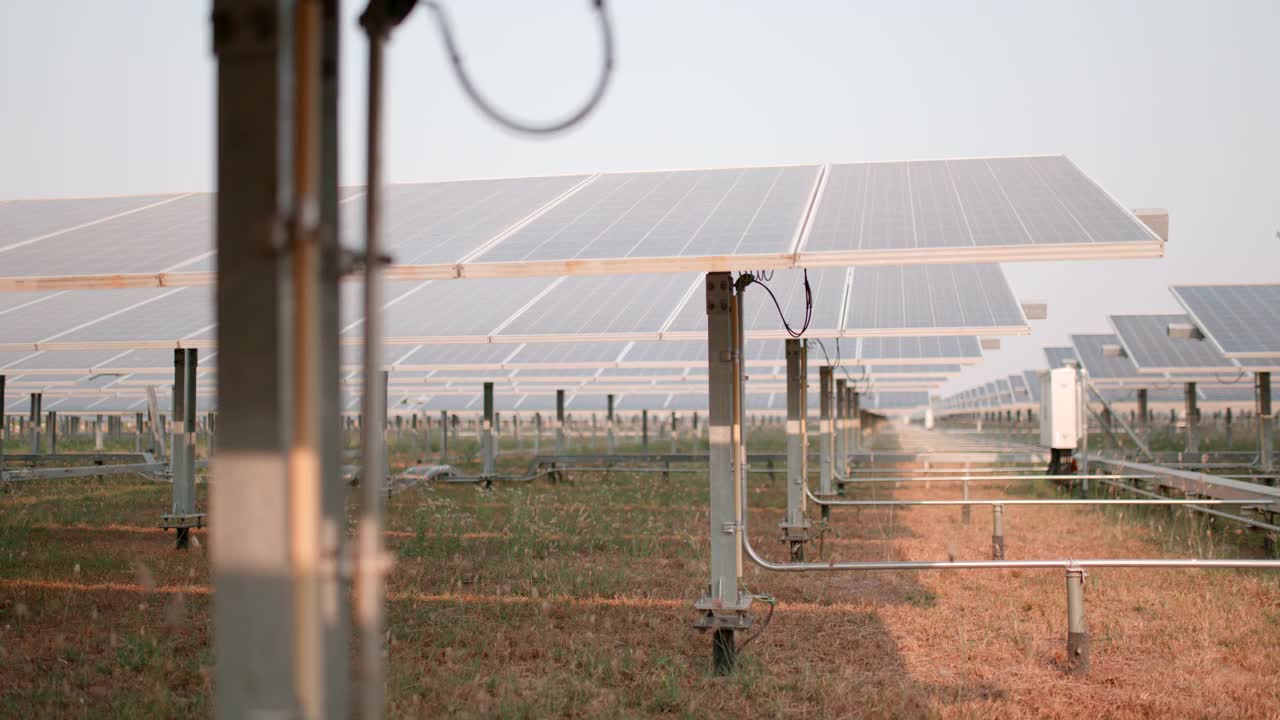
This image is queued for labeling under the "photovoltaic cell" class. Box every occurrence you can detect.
[1172,285,1280,358]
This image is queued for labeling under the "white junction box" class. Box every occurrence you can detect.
[1040,367,1081,449]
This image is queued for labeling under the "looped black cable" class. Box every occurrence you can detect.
[423,0,615,134]
[749,269,812,338]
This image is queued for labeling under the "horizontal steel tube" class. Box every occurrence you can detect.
[838,474,1154,483]
[1094,476,1280,534]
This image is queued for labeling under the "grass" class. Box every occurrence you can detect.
[3,424,1280,717]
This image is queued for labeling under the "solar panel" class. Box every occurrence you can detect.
[0,194,184,253]
[844,264,1025,335]
[1070,334,1143,382]
[495,273,699,341]
[1172,284,1280,358]
[0,157,1162,292]
[468,166,820,266]
[347,175,591,265]
[1044,346,1079,369]
[1109,314,1236,373]
[856,336,982,363]
[0,194,212,278]
[1022,371,1043,404]
[800,156,1161,262]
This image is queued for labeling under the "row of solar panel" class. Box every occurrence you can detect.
[0,156,1163,289]
[0,266,1022,357]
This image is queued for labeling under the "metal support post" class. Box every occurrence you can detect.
[0,376,5,479]
[95,414,104,451]
[991,504,1005,560]
[533,413,541,456]
[606,394,616,454]
[29,393,41,454]
[48,411,57,455]
[209,0,320,713]
[1225,407,1233,448]
[693,272,751,673]
[556,390,566,455]
[1185,382,1199,453]
[835,379,847,481]
[850,389,860,453]
[482,383,495,478]
[961,470,971,525]
[440,410,449,463]
[1137,388,1148,435]
[166,350,201,549]
[642,409,649,453]
[780,339,810,559]
[818,366,834,521]
[1065,568,1089,674]
[1259,372,1273,472]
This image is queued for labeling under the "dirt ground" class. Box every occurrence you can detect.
[3,429,1280,718]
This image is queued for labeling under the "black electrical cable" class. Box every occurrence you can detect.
[751,269,812,339]
[422,0,615,134]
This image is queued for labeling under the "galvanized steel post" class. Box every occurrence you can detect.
[991,503,1005,560]
[835,379,847,482]
[780,339,810,559]
[1185,382,1199,453]
[29,393,40,454]
[482,382,495,478]
[1065,568,1089,674]
[0,376,5,480]
[642,408,649,453]
[556,390,566,455]
[606,394,616,454]
[818,366,834,522]
[694,272,751,674]
[1259,372,1273,472]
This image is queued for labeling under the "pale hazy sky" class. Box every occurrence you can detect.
[2,1,1277,395]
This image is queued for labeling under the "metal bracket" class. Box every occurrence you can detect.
[160,513,207,530]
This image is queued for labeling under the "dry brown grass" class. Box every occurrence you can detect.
[3,450,1280,717]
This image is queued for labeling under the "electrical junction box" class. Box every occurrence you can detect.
[1040,367,1081,449]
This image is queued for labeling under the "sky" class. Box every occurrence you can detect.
[1,0,1277,396]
